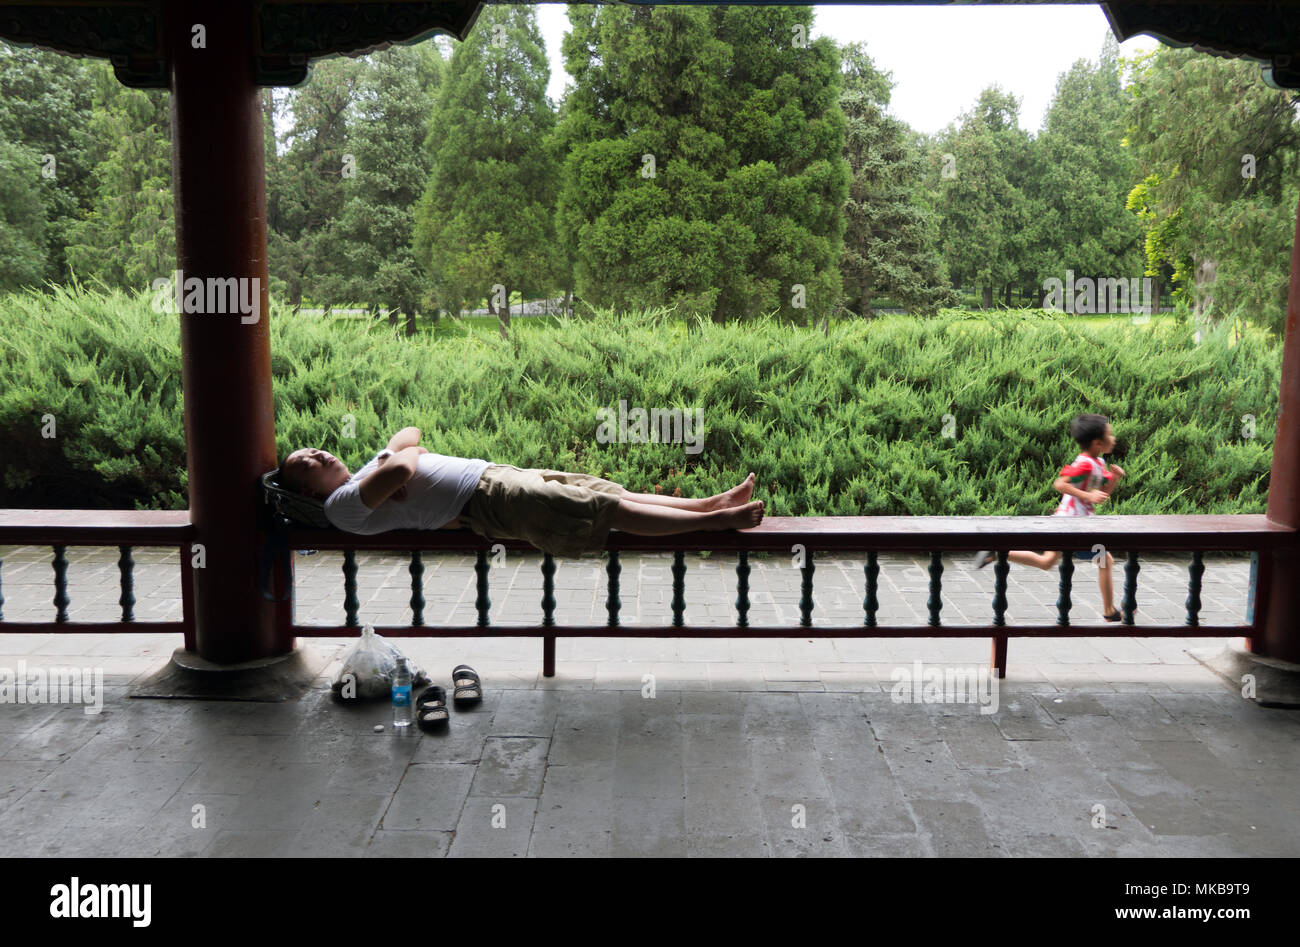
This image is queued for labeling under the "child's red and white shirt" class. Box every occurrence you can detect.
[1053,453,1113,517]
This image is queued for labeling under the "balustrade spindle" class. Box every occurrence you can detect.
[52,544,69,623]
[992,551,1009,625]
[991,550,1010,679]
[1185,550,1204,626]
[735,551,751,628]
[1056,553,1074,625]
[409,551,425,626]
[671,551,686,627]
[926,552,943,626]
[1122,552,1140,624]
[118,545,135,622]
[864,551,878,627]
[606,550,621,627]
[541,554,556,626]
[799,551,815,627]
[475,549,490,626]
[342,550,359,627]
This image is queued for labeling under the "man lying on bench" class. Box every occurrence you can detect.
[280,426,764,558]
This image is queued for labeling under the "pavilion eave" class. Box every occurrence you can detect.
[0,2,1299,89]
[0,0,484,87]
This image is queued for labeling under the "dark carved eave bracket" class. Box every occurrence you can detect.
[0,3,165,86]
[1103,2,1300,89]
[257,2,484,85]
[0,1,484,87]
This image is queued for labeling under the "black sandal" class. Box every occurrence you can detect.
[1104,610,1122,622]
[416,685,450,731]
[451,665,482,709]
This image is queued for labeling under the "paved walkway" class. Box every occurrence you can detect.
[0,546,1297,856]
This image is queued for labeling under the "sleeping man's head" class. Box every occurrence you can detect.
[281,448,351,500]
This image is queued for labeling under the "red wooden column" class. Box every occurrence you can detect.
[1259,192,1300,664]
[167,0,289,663]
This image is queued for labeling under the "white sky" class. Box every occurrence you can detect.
[534,3,1160,135]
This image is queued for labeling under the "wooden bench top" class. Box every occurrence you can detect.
[0,509,194,545]
[287,514,1293,553]
[0,511,1291,552]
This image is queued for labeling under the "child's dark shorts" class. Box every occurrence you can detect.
[459,464,624,559]
[1072,548,1111,561]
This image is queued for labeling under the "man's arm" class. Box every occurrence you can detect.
[359,446,420,509]
[386,427,422,453]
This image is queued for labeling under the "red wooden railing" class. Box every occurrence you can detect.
[0,509,1287,677]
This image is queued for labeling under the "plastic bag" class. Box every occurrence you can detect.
[330,624,431,700]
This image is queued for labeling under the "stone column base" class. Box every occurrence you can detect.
[1191,641,1300,709]
[129,645,329,702]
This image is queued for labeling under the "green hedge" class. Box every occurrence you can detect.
[0,284,1280,515]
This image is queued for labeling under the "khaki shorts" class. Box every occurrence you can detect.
[460,464,624,558]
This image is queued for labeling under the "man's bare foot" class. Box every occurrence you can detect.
[709,472,756,511]
[712,500,764,530]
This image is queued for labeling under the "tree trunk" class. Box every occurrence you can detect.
[982,285,993,309]
[860,290,872,319]
[404,308,416,338]
[1004,284,1011,306]
[499,285,510,339]
[564,285,573,317]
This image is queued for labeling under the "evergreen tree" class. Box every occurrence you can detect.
[412,5,558,331]
[936,86,1032,308]
[63,61,173,291]
[314,44,438,334]
[0,41,96,284]
[1028,35,1144,309]
[839,41,955,317]
[555,5,849,323]
[268,56,363,310]
[0,137,47,291]
[1125,46,1300,332]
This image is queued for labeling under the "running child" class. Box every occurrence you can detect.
[972,413,1127,621]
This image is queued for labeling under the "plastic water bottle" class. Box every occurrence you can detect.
[391,657,412,729]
